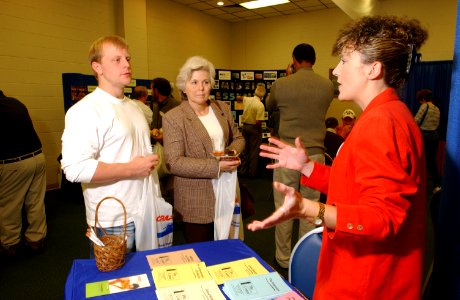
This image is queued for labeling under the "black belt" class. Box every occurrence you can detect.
[0,149,42,164]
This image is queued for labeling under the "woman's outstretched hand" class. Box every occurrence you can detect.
[247,181,309,231]
[260,137,309,172]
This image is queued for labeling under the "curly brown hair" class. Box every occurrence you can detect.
[332,16,428,88]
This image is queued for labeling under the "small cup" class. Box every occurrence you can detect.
[212,137,225,157]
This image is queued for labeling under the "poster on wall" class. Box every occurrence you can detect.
[71,86,88,102]
[210,68,286,140]
[62,73,151,112]
[218,70,231,80]
[263,71,278,80]
[241,71,254,81]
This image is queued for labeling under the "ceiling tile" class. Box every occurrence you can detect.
[304,5,329,11]
[263,12,284,17]
[203,8,227,15]
[233,10,258,17]
[272,2,300,11]
[243,15,264,20]
[250,6,278,13]
[189,2,215,10]
[295,0,325,8]
[280,9,305,15]
[173,0,201,5]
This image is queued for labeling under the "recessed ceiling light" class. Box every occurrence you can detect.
[217,1,224,6]
[240,0,290,9]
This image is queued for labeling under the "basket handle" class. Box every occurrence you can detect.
[93,196,127,243]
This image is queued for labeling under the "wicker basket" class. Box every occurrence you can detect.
[93,197,127,272]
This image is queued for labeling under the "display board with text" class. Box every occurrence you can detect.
[211,69,286,138]
[62,73,151,112]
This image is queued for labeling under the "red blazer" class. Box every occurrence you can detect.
[302,88,426,299]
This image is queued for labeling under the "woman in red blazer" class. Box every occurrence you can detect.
[163,56,244,243]
[249,16,428,299]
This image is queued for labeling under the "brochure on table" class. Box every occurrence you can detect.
[84,248,303,299]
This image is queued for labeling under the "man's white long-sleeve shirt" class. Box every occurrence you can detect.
[61,88,154,227]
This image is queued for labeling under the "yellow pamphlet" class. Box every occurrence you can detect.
[152,262,211,289]
[155,280,226,300]
[207,257,269,285]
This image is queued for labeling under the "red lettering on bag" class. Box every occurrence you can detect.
[156,215,173,221]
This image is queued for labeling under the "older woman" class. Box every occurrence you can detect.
[163,56,244,243]
[248,16,428,299]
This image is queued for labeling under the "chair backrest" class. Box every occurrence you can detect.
[324,152,334,166]
[289,226,323,299]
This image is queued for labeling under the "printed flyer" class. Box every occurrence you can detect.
[85,274,150,298]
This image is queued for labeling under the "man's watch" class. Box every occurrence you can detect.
[314,202,325,226]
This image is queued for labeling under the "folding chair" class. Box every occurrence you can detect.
[289,226,323,299]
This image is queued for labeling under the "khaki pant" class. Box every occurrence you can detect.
[0,153,47,247]
[273,153,324,268]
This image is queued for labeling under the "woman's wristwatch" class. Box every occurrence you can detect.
[314,202,325,226]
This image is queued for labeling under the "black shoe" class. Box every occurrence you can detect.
[25,238,45,255]
[1,241,26,258]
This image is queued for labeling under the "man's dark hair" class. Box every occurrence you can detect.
[325,117,339,129]
[292,43,316,65]
[152,77,172,96]
[416,89,433,102]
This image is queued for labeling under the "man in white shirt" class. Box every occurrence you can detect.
[132,86,153,127]
[61,36,160,255]
[236,83,266,178]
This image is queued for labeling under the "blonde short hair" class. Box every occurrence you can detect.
[88,35,129,64]
[176,56,215,92]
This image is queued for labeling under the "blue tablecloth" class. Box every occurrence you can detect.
[65,239,304,299]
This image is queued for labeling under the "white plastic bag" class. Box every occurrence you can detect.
[212,171,238,240]
[154,195,173,248]
[134,170,173,250]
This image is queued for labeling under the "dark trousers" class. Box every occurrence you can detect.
[182,222,214,243]
[423,130,441,186]
[240,124,262,177]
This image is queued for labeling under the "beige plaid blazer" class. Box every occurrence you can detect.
[163,100,245,224]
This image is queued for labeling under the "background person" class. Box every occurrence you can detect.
[149,77,181,206]
[150,77,181,144]
[337,108,356,139]
[249,15,428,299]
[61,36,159,255]
[414,89,441,192]
[324,116,344,164]
[163,56,244,243]
[132,86,153,127]
[236,83,266,178]
[0,90,47,257]
[266,43,334,269]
